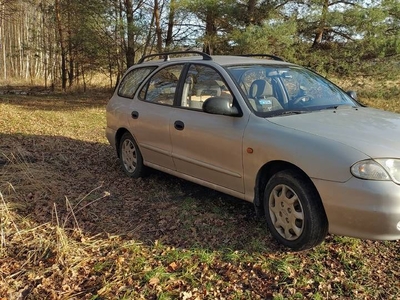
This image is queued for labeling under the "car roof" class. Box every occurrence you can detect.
[211,55,292,67]
[135,51,294,67]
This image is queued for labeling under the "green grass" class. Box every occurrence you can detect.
[1,85,400,299]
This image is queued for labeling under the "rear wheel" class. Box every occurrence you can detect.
[264,169,328,251]
[119,132,146,178]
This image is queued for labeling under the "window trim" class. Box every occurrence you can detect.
[137,63,186,106]
[178,62,239,113]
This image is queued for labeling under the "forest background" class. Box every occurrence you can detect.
[1,0,399,91]
[1,1,400,299]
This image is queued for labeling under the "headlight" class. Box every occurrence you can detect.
[351,159,400,184]
[375,159,400,184]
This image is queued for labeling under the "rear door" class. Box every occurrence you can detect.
[129,64,185,170]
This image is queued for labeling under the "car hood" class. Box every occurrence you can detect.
[268,107,400,158]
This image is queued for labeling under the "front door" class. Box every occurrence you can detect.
[170,64,248,193]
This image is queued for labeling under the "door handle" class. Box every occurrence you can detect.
[131,111,139,119]
[174,120,184,131]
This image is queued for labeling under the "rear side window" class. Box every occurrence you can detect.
[118,67,156,98]
[139,64,184,105]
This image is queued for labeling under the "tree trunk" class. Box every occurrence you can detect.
[1,2,6,80]
[154,0,162,53]
[41,2,48,88]
[124,0,135,68]
[55,0,67,90]
[165,0,175,49]
[312,0,329,48]
[144,9,155,56]
[203,9,216,55]
[246,0,256,25]
[67,0,74,87]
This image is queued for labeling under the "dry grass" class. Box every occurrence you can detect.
[0,82,399,299]
[0,72,114,90]
[334,76,400,112]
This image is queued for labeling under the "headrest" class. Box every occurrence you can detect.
[250,80,273,98]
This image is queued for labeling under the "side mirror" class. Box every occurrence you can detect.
[202,97,241,116]
[346,90,358,101]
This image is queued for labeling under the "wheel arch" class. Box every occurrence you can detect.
[253,160,324,216]
[115,128,131,158]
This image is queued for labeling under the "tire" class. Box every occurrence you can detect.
[263,169,328,251]
[118,132,146,178]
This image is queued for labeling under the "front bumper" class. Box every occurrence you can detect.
[314,177,400,240]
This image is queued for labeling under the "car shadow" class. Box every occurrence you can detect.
[0,133,282,254]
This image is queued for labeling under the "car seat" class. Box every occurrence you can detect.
[249,79,283,112]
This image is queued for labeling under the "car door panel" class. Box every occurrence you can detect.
[170,109,248,193]
[169,64,250,193]
[128,100,175,170]
[128,64,185,171]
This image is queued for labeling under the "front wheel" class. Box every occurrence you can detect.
[264,169,328,251]
[119,132,146,178]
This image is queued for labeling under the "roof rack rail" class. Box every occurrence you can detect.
[238,54,285,62]
[138,51,212,64]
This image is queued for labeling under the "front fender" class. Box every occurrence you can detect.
[243,115,369,201]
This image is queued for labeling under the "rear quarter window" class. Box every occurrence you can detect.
[118,67,156,98]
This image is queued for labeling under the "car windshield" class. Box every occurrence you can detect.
[226,65,358,117]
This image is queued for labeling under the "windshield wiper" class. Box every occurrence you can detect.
[270,110,309,117]
[322,104,357,110]
[282,110,308,115]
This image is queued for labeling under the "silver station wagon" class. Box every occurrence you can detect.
[106,51,400,250]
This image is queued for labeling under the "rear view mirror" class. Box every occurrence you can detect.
[202,97,241,116]
[346,90,358,101]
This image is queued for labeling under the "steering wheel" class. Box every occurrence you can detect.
[292,95,313,106]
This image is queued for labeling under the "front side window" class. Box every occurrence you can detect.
[227,65,358,116]
[118,67,156,98]
[180,64,233,109]
[139,64,184,105]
